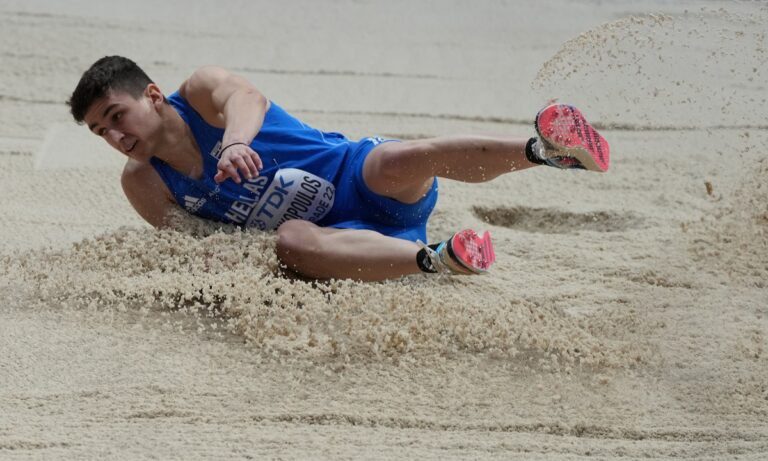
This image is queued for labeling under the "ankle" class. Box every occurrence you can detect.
[525,137,547,165]
[416,243,441,273]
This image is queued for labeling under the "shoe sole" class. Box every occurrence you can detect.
[535,104,610,172]
[448,229,495,274]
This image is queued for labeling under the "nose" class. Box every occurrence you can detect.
[105,128,123,147]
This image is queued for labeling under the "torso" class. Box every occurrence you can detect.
[149,91,351,230]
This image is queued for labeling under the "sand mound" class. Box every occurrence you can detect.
[1,211,649,368]
[533,5,768,129]
[689,156,768,287]
[529,3,768,289]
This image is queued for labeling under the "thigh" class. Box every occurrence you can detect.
[321,138,439,243]
[362,140,436,204]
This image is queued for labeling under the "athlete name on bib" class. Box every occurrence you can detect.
[245,168,335,230]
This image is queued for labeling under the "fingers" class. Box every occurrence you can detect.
[232,156,251,180]
[246,146,263,172]
[242,155,259,178]
[215,144,263,184]
[253,151,263,170]
[215,159,241,184]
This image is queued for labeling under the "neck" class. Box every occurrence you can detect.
[153,104,202,178]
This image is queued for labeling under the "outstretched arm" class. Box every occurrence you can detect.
[179,66,268,184]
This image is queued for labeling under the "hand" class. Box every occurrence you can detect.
[214,142,263,184]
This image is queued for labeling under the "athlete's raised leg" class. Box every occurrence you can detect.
[363,136,535,204]
[363,104,610,204]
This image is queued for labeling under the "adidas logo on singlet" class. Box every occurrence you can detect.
[184,195,207,212]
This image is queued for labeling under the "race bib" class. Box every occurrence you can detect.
[245,168,335,230]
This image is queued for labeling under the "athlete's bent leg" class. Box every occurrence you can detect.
[363,136,536,204]
[276,220,422,281]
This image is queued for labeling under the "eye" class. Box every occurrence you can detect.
[98,128,106,136]
[113,112,122,122]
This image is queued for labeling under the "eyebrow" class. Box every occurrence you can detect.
[88,103,119,133]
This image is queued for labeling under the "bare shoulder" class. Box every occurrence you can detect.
[177,66,265,127]
[121,159,166,191]
[178,67,229,127]
[178,66,238,105]
[121,160,176,228]
[179,66,235,92]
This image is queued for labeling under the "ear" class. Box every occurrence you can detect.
[144,83,165,108]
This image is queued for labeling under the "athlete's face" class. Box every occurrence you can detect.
[83,85,164,162]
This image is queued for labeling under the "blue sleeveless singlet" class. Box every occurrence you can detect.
[150,91,438,242]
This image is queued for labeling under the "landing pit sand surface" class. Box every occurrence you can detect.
[1,1,766,459]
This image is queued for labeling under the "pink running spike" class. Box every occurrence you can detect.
[535,104,610,172]
[449,229,496,274]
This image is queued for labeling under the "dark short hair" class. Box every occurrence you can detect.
[68,56,154,123]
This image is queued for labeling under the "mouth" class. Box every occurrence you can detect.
[125,140,138,154]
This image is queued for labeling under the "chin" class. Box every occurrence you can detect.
[127,144,150,162]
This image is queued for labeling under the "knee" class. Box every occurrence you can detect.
[275,220,321,268]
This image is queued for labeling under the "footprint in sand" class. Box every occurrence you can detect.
[472,205,642,234]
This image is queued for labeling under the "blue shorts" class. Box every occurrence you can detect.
[319,137,439,242]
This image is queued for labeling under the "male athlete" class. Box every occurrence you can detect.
[68,56,610,281]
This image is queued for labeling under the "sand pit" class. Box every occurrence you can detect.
[1,0,767,459]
